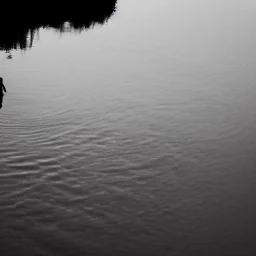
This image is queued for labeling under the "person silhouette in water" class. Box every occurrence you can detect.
[0,77,7,108]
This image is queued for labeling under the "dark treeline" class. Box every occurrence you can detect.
[0,0,117,51]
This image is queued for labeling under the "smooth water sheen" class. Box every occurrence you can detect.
[0,1,256,255]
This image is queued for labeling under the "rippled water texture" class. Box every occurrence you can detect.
[0,0,256,255]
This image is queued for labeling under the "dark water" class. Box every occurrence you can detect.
[1,1,256,255]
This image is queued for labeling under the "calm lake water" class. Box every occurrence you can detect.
[0,1,256,255]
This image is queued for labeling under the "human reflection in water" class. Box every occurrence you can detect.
[0,77,7,109]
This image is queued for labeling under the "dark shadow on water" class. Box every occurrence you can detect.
[0,1,117,51]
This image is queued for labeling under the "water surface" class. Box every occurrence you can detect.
[0,1,256,255]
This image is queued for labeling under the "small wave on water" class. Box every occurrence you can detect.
[1,84,255,255]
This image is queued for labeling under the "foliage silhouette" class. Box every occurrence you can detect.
[0,0,117,51]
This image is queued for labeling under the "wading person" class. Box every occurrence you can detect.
[0,77,6,94]
[0,77,7,108]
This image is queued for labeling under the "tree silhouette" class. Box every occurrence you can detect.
[0,0,117,51]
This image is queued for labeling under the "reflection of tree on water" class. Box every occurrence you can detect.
[0,0,117,51]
